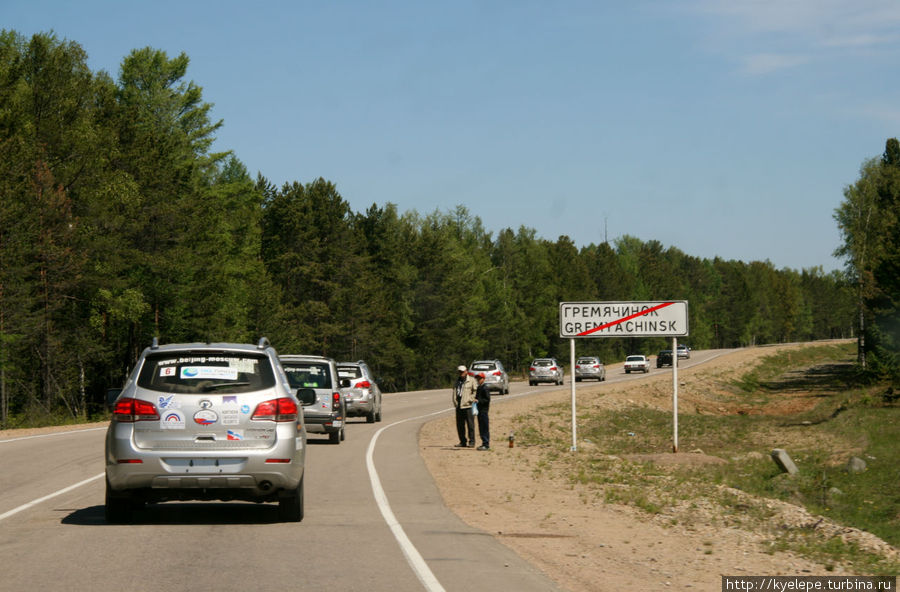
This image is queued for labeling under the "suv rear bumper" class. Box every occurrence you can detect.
[574,371,604,380]
[302,415,343,433]
[105,422,304,498]
[346,398,374,416]
[529,375,560,384]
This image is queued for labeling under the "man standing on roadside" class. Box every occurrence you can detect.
[453,365,477,447]
[474,372,491,450]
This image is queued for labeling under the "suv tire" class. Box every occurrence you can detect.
[105,479,133,524]
[278,477,304,522]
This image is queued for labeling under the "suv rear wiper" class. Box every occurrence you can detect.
[201,381,250,392]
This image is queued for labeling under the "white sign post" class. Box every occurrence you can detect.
[559,301,689,452]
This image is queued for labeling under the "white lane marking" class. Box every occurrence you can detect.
[0,473,104,522]
[367,409,449,592]
[0,427,106,444]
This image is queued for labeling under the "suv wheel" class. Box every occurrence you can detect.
[366,409,376,423]
[105,479,133,524]
[329,430,341,444]
[278,477,304,522]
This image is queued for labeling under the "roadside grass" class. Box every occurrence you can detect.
[513,342,900,574]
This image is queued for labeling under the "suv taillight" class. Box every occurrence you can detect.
[529,367,536,371]
[252,398,298,422]
[332,392,342,411]
[492,371,502,376]
[355,380,372,389]
[113,397,159,422]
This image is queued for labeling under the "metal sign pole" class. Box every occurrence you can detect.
[672,336,679,453]
[570,338,577,452]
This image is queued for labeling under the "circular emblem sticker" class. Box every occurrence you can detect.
[193,409,218,425]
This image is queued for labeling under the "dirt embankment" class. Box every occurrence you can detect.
[420,343,897,592]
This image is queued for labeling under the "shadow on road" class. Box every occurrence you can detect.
[61,501,284,526]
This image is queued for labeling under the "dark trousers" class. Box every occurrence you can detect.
[476,403,490,447]
[455,407,475,445]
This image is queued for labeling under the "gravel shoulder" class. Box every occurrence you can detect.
[419,343,897,591]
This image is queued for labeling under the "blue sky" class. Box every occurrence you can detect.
[6,1,900,271]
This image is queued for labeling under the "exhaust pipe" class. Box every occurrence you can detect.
[258,480,273,492]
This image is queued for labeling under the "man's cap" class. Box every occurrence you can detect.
[457,365,467,372]
[476,373,486,380]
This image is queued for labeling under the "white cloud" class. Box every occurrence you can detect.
[741,52,809,75]
[854,102,900,126]
[690,0,900,49]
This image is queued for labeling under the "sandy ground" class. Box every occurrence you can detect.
[420,343,897,591]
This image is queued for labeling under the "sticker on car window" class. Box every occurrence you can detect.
[180,367,239,381]
[229,359,255,374]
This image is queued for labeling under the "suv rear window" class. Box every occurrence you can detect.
[533,360,553,367]
[283,362,333,389]
[337,366,362,380]
[137,352,275,394]
[577,358,597,365]
[471,362,496,371]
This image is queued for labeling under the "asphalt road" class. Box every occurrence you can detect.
[0,351,720,592]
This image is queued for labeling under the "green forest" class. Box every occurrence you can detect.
[2,31,890,428]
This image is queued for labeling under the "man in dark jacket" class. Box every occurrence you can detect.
[474,373,491,450]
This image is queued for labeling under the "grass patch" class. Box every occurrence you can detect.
[511,341,900,574]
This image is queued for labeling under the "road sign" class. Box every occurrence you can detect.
[559,300,688,338]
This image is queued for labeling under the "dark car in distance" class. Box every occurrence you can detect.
[657,350,673,368]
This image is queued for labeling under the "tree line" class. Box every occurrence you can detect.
[0,32,856,427]
[835,137,900,382]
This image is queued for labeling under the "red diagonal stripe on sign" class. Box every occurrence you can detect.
[577,302,675,336]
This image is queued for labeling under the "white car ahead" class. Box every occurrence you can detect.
[623,355,650,374]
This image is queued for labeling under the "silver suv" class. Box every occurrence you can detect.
[574,356,606,382]
[337,361,383,423]
[529,358,564,386]
[104,338,309,523]
[469,359,509,394]
[280,355,346,444]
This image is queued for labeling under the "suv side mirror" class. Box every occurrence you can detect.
[106,388,122,410]
[296,388,317,406]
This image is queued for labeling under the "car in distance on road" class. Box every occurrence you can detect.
[529,358,564,386]
[677,344,691,359]
[469,359,510,394]
[574,357,606,382]
[280,355,346,444]
[624,355,651,374]
[104,338,310,523]
[656,350,673,368]
[337,360,383,423]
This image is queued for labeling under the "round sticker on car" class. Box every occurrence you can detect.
[193,409,218,425]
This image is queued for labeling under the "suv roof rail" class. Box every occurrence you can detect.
[151,336,159,350]
[257,337,271,350]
